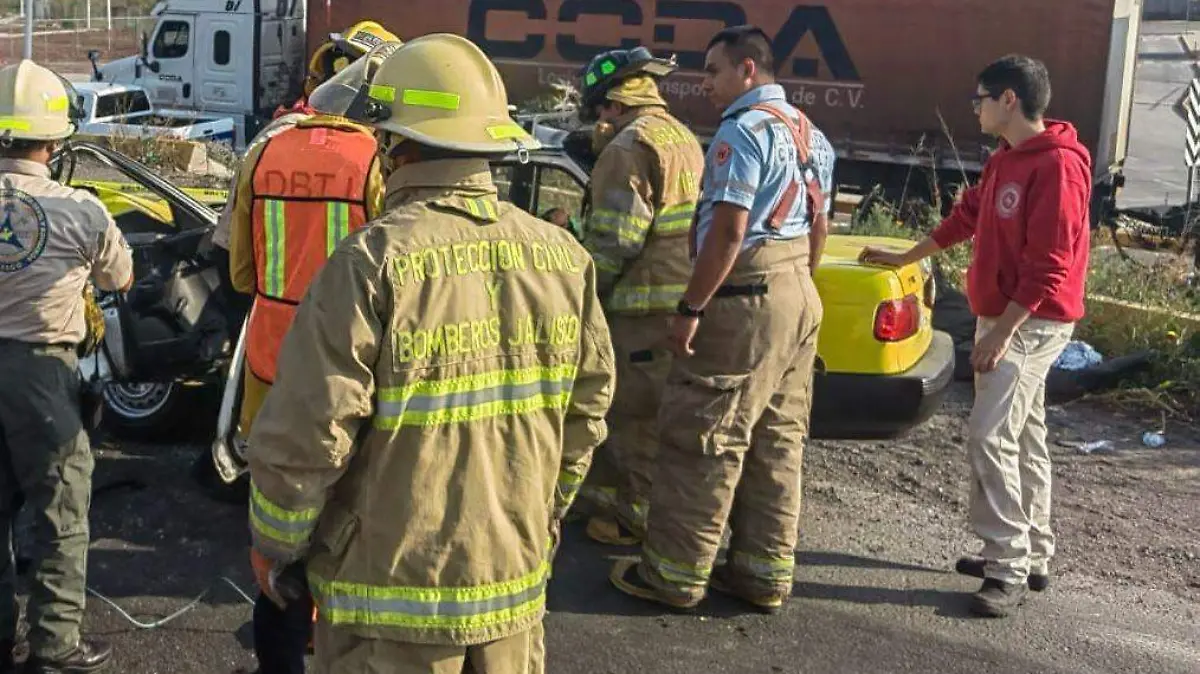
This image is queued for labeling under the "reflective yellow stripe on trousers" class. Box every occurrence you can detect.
[310,562,550,630]
[374,364,578,429]
[731,551,795,583]
[263,199,286,297]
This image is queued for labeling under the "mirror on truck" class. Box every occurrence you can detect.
[87,50,102,81]
[138,31,160,73]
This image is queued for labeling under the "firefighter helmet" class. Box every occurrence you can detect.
[308,40,403,117]
[354,33,538,154]
[0,60,81,141]
[577,47,676,121]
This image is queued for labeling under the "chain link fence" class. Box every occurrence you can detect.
[0,15,156,76]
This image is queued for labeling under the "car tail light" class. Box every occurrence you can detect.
[874,294,921,342]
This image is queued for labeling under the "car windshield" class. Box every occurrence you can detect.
[94,90,152,119]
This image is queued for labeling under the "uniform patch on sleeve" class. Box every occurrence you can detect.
[714,141,732,166]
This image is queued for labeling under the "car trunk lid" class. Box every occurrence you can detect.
[813,235,935,375]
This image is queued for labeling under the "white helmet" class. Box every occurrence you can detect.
[0,60,79,141]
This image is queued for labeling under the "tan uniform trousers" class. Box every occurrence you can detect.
[637,238,822,604]
[606,314,674,534]
[968,316,1073,584]
[576,316,673,531]
[312,621,545,674]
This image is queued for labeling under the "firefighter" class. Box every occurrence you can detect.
[226,41,401,674]
[572,47,704,546]
[290,20,400,115]
[0,60,133,673]
[610,25,834,614]
[245,33,615,672]
[211,21,400,349]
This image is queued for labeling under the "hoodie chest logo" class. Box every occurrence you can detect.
[995,182,1022,219]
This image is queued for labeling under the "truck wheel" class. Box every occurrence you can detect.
[101,380,187,441]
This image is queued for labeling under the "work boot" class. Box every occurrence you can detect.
[955,556,1049,592]
[585,516,641,546]
[969,578,1028,618]
[24,639,112,673]
[609,559,699,613]
[708,565,786,615]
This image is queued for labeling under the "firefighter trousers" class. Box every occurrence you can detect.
[637,239,823,604]
[312,620,545,674]
[606,314,673,534]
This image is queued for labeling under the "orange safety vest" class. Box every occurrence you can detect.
[246,123,375,384]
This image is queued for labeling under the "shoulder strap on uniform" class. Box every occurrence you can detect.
[745,103,824,231]
[427,195,502,224]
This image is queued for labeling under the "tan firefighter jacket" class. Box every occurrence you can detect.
[245,158,616,647]
[582,106,704,315]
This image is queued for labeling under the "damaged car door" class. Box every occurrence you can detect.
[55,142,234,439]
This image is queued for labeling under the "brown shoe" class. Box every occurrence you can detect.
[609,559,699,612]
[708,565,786,615]
[586,516,641,546]
[955,557,1049,592]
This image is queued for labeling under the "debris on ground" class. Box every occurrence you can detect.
[1054,340,1104,371]
[1142,430,1167,447]
[1076,440,1116,455]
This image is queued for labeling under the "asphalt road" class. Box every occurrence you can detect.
[41,400,1198,674]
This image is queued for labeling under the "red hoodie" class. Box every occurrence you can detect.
[931,120,1092,322]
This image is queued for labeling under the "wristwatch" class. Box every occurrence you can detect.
[676,299,705,318]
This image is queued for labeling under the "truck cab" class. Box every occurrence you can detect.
[91,0,306,150]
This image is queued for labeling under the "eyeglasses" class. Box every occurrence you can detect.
[971,91,1000,113]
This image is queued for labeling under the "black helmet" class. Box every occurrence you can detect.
[578,47,676,121]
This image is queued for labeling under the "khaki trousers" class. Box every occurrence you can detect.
[968,317,1073,584]
[637,239,823,603]
[606,314,674,534]
[312,621,545,674]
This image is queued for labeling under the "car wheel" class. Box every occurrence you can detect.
[101,380,186,440]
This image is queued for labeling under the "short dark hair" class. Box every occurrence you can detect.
[0,138,54,159]
[977,54,1051,121]
[706,25,775,77]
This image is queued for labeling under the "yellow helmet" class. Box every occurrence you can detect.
[355,33,538,154]
[329,20,398,58]
[308,40,404,116]
[305,21,400,96]
[0,60,78,141]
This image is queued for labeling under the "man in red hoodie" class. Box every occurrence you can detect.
[861,54,1091,618]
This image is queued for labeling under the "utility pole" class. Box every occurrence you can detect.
[107,0,112,31]
[23,0,34,61]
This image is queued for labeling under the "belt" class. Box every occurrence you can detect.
[0,337,76,351]
[713,283,768,298]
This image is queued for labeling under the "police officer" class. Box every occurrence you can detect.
[610,25,834,614]
[0,60,133,673]
[572,47,704,547]
[245,34,615,672]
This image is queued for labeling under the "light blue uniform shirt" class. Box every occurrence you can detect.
[693,84,836,255]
